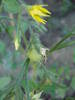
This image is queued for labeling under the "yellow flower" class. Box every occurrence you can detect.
[27,5,51,24]
[14,37,19,50]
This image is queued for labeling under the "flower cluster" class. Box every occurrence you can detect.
[27,5,51,24]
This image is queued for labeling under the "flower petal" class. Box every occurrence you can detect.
[27,4,51,24]
[32,15,47,24]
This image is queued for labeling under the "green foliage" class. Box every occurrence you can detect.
[32,21,47,34]
[41,83,56,96]
[73,48,75,63]
[71,77,75,90]
[64,66,70,80]
[30,33,42,52]
[21,20,29,34]
[15,87,23,100]
[0,41,6,55]
[32,91,43,100]
[0,0,75,99]
[0,22,6,32]
[6,26,15,38]
[55,87,66,99]
[61,0,72,15]
[3,0,20,14]
[0,77,11,91]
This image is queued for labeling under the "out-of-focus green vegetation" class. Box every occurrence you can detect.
[0,0,75,100]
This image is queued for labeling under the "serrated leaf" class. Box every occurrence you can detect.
[0,77,11,91]
[3,0,20,14]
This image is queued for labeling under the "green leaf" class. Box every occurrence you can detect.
[61,0,72,15]
[42,64,66,88]
[17,58,30,100]
[64,66,70,80]
[41,83,56,96]
[3,0,20,14]
[49,65,57,74]
[0,41,6,55]
[23,80,38,92]
[49,31,75,53]
[24,58,30,100]
[0,77,11,91]
[30,33,42,51]
[21,20,29,34]
[55,41,75,50]
[0,0,2,5]
[73,48,75,63]
[15,87,23,100]
[36,66,45,80]
[6,25,15,38]
[57,67,64,76]
[55,88,66,99]
[0,24,4,32]
[0,16,16,22]
[71,77,75,90]
[32,91,43,100]
[32,21,47,33]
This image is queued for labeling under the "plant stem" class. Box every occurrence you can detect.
[24,58,30,100]
[49,32,75,54]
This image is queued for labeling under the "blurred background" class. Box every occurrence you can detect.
[0,0,75,100]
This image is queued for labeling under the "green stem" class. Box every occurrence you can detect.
[55,40,75,50]
[0,58,30,99]
[49,32,75,54]
[16,58,30,100]
[24,58,30,100]
[16,3,28,49]
[0,81,16,99]
[21,28,28,48]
